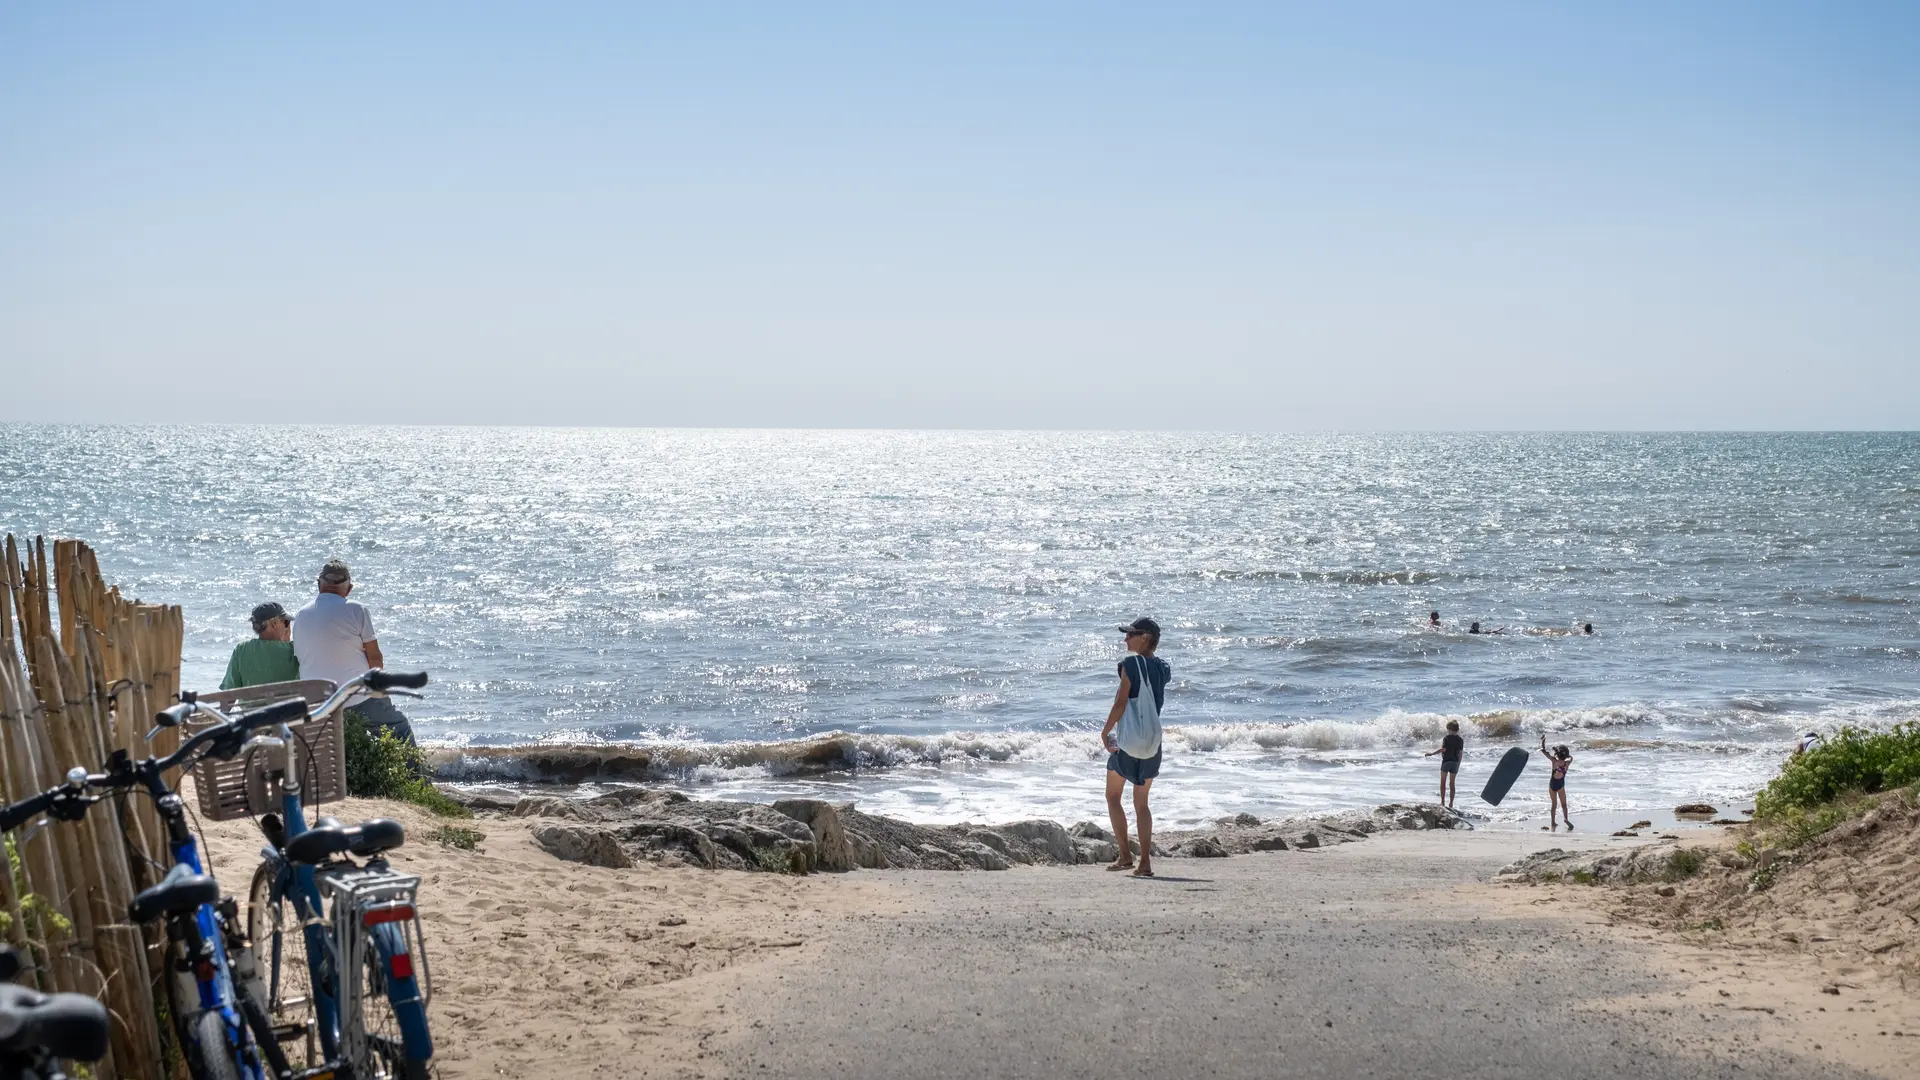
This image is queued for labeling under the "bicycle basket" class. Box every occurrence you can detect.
[186,679,347,822]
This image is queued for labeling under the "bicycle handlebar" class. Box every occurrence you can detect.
[365,669,428,692]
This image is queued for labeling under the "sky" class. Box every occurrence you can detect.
[2,3,1916,430]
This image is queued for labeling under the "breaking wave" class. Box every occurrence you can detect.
[420,701,1920,785]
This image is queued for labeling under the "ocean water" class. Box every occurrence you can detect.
[4,427,1917,829]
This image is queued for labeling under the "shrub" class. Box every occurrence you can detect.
[1663,847,1708,880]
[343,711,470,818]
[1754,723,1920,819]
[426,825,486,851]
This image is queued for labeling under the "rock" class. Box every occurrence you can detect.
[1251,835,1290,852]
[1629,820,1653,830]
[1655,885,1676,897]
[1228,813,1262,827]
[1296,832,1321,850]
[620,822,720,869]
[915,845,966,871]
[771,799,855,871]
[531,823,632,869]
[1070,821,1113,841]
[1182,836,1230,858]
[1822,985,1840,995]
[512,796,597,821]
[658,915,686,927]
[1674,803,1717,816]
[1754,847,1778,871]
[1709,819,1742,826]
[1075,839,1120,864]
[1612,830,1639,837]
[998,820,1079,864]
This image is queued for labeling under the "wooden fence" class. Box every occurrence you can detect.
[1,534,186,1080]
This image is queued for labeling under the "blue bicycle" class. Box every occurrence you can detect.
[228,670,435,1080]
[0,695,309,1080]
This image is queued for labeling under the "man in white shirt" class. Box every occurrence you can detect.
[292,558,415,743]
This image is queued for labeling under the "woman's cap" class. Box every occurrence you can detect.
[1117,616,1161,636]
[249,601,287,631]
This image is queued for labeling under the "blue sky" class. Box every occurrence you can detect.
[3,3,1916,428]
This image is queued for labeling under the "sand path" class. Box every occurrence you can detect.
[200,806,1913,1078]
[709,831,1908,1080]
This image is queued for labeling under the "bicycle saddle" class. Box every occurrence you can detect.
[0,982,111,1062]
[285,818,407,865]
[127,864,219,924]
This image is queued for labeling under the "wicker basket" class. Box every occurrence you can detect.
[187,679,348,823]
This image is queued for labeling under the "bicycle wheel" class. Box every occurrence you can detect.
[360,927,432,1079]
[187,1009,243,1080]
[246,861,317,1068]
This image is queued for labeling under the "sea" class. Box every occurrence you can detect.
[4,427,1917,830]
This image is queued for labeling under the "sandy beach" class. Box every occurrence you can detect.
[196,800,1917,1079]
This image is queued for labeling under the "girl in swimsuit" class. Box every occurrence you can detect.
[1539,734,1572,828]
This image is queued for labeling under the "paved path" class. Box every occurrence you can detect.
[715,836,1869,1080]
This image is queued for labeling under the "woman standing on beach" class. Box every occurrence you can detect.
[1101,617,1170,878]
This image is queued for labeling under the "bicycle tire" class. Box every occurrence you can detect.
[237,969,295,1080]
[362,924,433,1079]
[247,860,318,1067]
[187,1009,243,1080]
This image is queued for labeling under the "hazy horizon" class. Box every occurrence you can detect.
[4,3,1917,431]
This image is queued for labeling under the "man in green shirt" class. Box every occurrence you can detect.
[220,602,301,689]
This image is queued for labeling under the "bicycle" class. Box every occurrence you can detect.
[0,946,109,1080]
[0,695,309,1080]
[226,670,435,1080]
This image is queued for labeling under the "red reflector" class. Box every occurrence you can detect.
[362,905,415,927]
[388,952,414,980]
[196,961,216,982]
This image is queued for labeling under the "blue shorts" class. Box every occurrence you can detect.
[1108,748,1161,785]
[1440,759,1460,774]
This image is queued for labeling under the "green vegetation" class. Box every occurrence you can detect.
[426,824,486,851]
[1689,917,1725,932]
[1662,846,1709,881]
[343,710,470,818]
[1568,868,1597,885]
[3,835,73,943]
[1754,723,1920,818]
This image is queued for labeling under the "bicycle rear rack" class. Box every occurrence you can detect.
[322,864,432,1073]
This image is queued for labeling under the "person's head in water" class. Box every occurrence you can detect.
[1469,621,1481,634]
[250,602,291,642]
[1429,611,1440,626]
[1118,616,1160,655]
[1583,623,1594,635]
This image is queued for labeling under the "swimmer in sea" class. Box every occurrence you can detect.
[1429,611,1441,628]
[1469,621,1505,635]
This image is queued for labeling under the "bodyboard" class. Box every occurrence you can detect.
[1480,746,1530,806]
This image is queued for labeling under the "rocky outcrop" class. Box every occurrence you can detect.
[477,787,1473,875]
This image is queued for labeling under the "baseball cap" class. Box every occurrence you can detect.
[1117,616,1161,637]
[317,559,352,586]
[249,602,288,632]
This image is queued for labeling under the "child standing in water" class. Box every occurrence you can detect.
[1424,720,1464,808]
[1539,734,1573,828]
